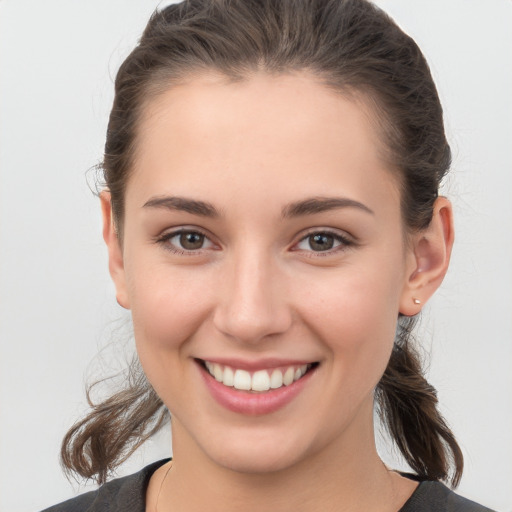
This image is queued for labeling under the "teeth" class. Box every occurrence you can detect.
[270,369,283,389]
[294,365,308,380]
[252,370,270,392]
[233,369,252,390]
[223,366,234,386]
[213,363,223,382]
[283,367,294,386]
[204,361,312,392]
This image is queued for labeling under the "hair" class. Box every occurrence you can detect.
[61,0,463,487]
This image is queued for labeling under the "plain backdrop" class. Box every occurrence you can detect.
[1,1,511,511]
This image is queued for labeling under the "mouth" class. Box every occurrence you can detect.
[198,359,318,393]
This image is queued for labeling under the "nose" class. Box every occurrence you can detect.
[212,247,292,344]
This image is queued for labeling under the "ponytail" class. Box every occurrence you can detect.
[60,357,167,485]
[376,316,464,487]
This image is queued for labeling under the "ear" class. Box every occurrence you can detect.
[399,197,454,316]
[100,191,130,309]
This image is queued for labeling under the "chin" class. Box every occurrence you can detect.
[197,426,315,475]
[213,447,303,475]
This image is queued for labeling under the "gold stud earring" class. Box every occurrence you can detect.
[413,298,421,305]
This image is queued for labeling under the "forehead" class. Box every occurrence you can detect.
[129,71,400,216]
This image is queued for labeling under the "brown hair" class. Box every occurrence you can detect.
[62,0,463,486]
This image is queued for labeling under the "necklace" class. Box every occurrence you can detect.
[155,462,173,512]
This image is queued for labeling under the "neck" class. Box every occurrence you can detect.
[153,401,415,512]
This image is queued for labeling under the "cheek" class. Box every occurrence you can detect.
[126,264,216,411]
[297,260,402,335]
[294,262,402,383]
[126,260,213,358]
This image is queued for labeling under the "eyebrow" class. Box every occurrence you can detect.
[281,197,374,218]
[143,196,220,217]
[142,195,374,218]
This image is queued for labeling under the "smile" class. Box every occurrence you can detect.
[203,361,313,392]
[198,359,319,415]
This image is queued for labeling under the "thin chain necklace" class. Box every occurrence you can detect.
[156,462,173,512]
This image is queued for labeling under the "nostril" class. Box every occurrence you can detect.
[212,304,293,344]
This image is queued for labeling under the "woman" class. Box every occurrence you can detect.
[39,0,495,510]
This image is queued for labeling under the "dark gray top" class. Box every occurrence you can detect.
[41,459,495,512]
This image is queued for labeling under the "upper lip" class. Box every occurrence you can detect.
[195,357,318,371]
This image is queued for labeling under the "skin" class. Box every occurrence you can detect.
[102,71,454,511]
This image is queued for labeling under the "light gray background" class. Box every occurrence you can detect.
[1,1,511,511]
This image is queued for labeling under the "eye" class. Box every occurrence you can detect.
[294,230,352,254]
[157,229,215,255]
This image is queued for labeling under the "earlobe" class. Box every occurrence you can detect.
[399,197,454,316]
[100,191,130,309]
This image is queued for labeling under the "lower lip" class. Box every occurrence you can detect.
[199,363,315,416]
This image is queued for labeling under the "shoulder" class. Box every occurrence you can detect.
[40,459,170,512]
[400,480,496,512]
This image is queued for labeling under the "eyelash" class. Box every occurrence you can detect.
[155,228,354,257]
[293,230,354,257]
[155,228,215,256]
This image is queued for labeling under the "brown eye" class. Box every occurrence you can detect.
[179,231,205,250]
[158,229,215,254]
[294,230,352,255]
[308,233,335,251]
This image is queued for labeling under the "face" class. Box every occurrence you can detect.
[106,72,422,474]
